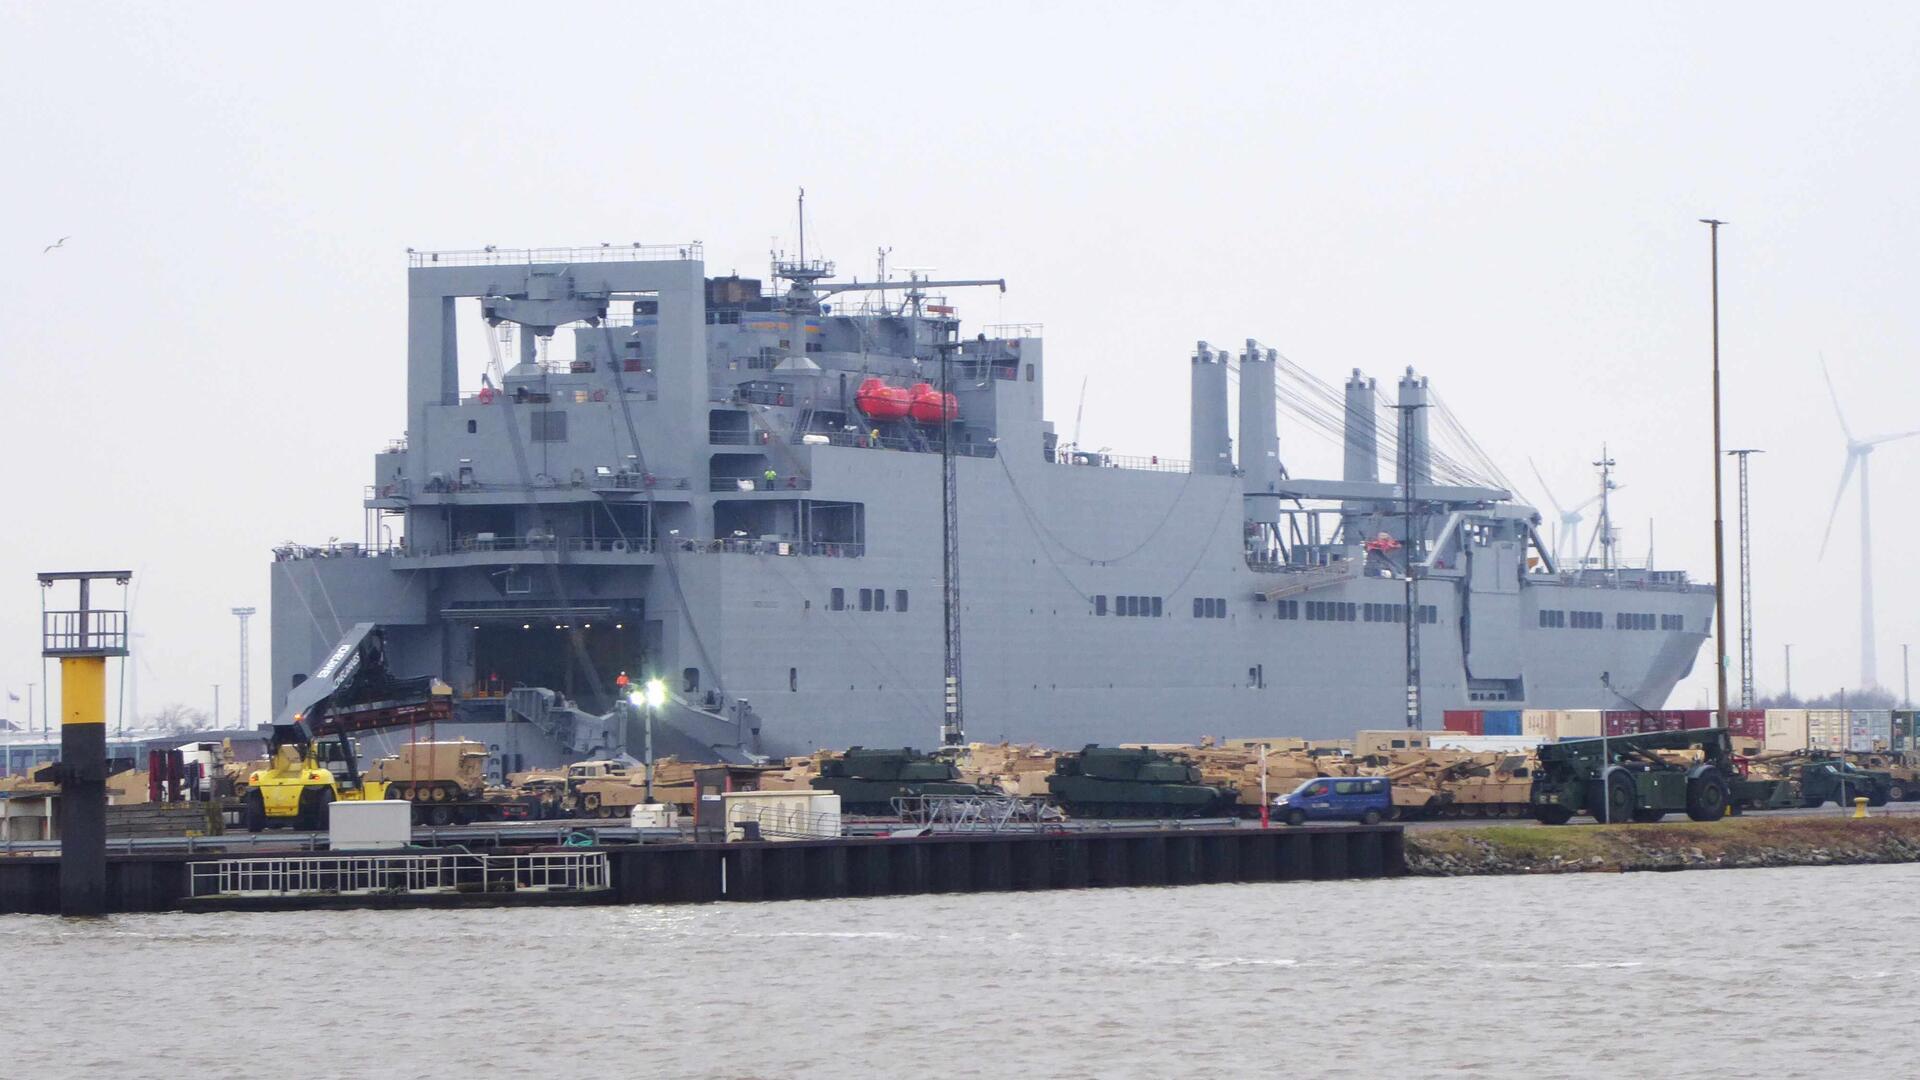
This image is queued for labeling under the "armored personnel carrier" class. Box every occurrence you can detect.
[810,747,997,815]
[1046,745,1238,819]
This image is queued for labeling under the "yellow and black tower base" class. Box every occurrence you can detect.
[38,571,130,917]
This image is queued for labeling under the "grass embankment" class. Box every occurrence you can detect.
[1406,815,1920,875]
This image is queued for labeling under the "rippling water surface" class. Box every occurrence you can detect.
[4,864,1916,1079]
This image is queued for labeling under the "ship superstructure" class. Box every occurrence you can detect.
[270,239,1714,768]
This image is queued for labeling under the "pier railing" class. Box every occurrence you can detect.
[188,851,611,898]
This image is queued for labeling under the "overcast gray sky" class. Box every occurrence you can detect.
[3,1,1917,726]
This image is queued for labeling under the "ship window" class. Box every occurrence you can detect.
[790,667,797,692]
[467,419,477,434]
[1095,595,1107,616]
[896,590,908,612]
[1025,363,1035,382]
[531,410,568,442]
[859,588,874,612]
[1193,598,1205,618]
[830,588,845,611]
[1421,605,1437,624]
[1151,597,1162,617]
[873,588,887,612]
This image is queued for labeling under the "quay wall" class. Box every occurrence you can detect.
[0,824,1406,915]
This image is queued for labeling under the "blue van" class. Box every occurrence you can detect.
[1274,776,1392,825]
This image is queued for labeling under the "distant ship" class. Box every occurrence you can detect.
[269,236,1712,773]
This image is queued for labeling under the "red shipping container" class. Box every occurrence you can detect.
[1727,709,1765,739]
[1443,710,1485,735]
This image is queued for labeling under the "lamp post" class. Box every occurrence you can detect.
[1700,217,1731,731]
[629,678,666,803]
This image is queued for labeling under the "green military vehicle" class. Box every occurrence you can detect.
[811,747,997,816]
[1046,745,1238,819]
[1795,757,1893,809]
[1531,728,1741,825]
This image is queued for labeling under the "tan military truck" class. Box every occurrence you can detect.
[366,740,489,803]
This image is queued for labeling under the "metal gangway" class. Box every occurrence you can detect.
[891,794,1065,833]
[188,851,610,899]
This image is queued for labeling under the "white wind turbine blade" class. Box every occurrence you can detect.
[1864,428,1920,448]
[1527,458,1566,516]
[1820,356,1854,444]
[1818,451,1859,559]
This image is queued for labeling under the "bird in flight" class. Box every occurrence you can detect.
[43,236,69,253]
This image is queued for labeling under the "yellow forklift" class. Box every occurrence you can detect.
[242,623,452,831]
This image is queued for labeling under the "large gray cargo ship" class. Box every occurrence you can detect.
[270,238,1713,772]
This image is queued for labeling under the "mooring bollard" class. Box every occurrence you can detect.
[1853,796,1869,820]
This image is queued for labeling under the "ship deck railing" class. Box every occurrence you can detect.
[409,243,701,268]
[454,385,658,406]
[798,429,1000,458]
[367,475,693,499]
[712,475,813,492]
[1052,451,1192,473]
[669,537,863,558]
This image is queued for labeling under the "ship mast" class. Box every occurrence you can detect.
[939,323,964,748]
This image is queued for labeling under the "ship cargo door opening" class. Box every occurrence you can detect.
[1463,537,1523,682]
[472,622,644,713]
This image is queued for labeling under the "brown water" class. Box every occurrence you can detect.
[3,864,1915,1079]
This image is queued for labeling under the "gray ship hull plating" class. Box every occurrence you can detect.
[270,244,1711,769]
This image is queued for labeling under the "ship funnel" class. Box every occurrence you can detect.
[1190,341,1231,475]
[1238,340,1280,492]
[1395,366,1432,488]
[1343,369,1378,482]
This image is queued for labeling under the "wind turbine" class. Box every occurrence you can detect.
[1528,459,1619,568]
[1818,359,1920,689]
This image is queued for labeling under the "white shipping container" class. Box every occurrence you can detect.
[1522,710,1558,738]
[1765,709,1810,752]
[1426,734,1544,753]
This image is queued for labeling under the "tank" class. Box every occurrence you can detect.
[810,746,996,815]
[854,377,911,421]
[1046,745,1239,819]
[907,382,958,424]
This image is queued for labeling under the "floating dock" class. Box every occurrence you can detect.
[0,824,1405,915]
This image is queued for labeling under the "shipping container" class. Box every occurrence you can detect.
[1726,709,1766,740]
[1765,709,1810,753]
[1522,709,1557,739]
[1426,734,1544,753]
[1443,710,1485,735]
[1895,710,1917,751]
[1558,709,1604,739]
[1849,709,1892,752]
[1807,709,1849,751]
[1483,709,1522,737]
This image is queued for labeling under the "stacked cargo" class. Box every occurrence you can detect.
[1765,709,1810,752]
[1603,709,1716,736]
[1522,709,1604,740]
[1482,709,1522,736]
[1725,709,1766,740]
[1849,709,1893,752]
[1807,710,1848,751]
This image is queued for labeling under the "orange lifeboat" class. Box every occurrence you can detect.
[854,377,911,421]
[907,382,959,424]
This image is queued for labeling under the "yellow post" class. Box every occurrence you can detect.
[61,656,106,729]
[1853,796,1869,819]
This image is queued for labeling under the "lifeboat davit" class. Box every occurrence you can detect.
[907,382,959,424]
[854,377,911,421]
